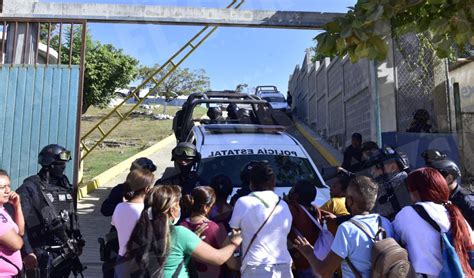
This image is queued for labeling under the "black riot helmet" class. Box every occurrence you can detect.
[171,142,200,162]
[38,144,72,167]
[207,107,222,120]
[227,103,239,120]
[430,159,461,180]
[368,146,410,172]
[421,149,446,166]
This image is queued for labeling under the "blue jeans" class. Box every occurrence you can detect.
[114,255,129,278]
[242,264,293,278]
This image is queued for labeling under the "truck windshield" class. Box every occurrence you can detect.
[197,155,324,188]
[263,96,286,103]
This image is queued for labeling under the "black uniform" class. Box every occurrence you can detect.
[100,183,126,217]
[372,171,412,220]
[17,169,84,278]
[155,172,205,195]
[450,184,474,229]
[342,145,363,173]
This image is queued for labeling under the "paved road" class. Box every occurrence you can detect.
[77,125,331,277]
[77,138,176,277]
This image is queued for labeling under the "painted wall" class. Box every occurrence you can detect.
[0,64,80,189]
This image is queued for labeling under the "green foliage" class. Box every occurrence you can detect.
[83,42,138,112]
[53,26,139,113]
[315,0,474,62]
[138,64,210,101]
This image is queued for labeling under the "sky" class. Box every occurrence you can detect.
[43,0,355,93]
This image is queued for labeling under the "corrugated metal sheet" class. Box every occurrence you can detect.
[0,64,80,189]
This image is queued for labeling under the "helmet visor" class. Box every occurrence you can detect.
[173,147,196,158]
[59,150,72,161]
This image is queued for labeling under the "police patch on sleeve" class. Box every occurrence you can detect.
[46,193,55,202]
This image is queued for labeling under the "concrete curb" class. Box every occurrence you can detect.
[77,135,175,199]
[294,120,342,166]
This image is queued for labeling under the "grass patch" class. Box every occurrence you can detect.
[80,103,206,182]
[82,146,143,180]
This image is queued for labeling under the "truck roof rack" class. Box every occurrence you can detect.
[173,91,277,142]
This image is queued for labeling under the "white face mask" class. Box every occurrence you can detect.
[170,209,181,225]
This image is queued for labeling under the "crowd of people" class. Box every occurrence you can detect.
[1,135,473,278]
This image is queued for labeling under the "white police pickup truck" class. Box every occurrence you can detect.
[254,85,289,112]
[185,124,330,206]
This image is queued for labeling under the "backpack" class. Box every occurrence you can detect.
[412,205,466,278]
[346,217,411,278]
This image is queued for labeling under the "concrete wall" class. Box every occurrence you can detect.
[450,60,474,178]
[289,41,463,178]
[289,51,377,151]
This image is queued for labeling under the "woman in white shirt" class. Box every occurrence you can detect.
[112,168,154,277]
[392,167,473,277]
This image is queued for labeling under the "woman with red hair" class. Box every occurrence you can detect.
[392,167,473,277]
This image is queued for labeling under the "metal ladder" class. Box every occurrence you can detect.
[80,0,245,161]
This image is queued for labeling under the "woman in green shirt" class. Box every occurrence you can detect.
[124,184,242,277]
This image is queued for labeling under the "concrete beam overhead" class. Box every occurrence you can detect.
[1,1,344,29]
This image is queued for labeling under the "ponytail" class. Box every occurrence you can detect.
[407,168,473,276]
[126,185,181,277]
[445,203,474,276]
[182,194,195,213]
[184,186,216,216]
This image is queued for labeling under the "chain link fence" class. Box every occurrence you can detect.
[394,33,441,132]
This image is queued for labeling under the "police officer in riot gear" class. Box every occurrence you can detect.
[421,149,446,166]
[207,107,224,124]
[156,143,205,221]
[430,159,474,228]
[369,147,412,220]
[17,144,85,278]
[155,142,205,195]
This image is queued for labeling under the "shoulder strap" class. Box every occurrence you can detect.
[38,185,60,217]
[241,198,281,262]
[349,219,377,242]
[0,255,21,274]
[411,205,441,233]
[298,204,323,231]
[172,260,185,278]
[345,257,363,278]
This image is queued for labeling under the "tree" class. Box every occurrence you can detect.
[138,64,210,114]
[54,26,139,113]
[315,0,473,63]
[82,43,139,113]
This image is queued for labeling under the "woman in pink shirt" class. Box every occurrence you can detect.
[0,170,25,277]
